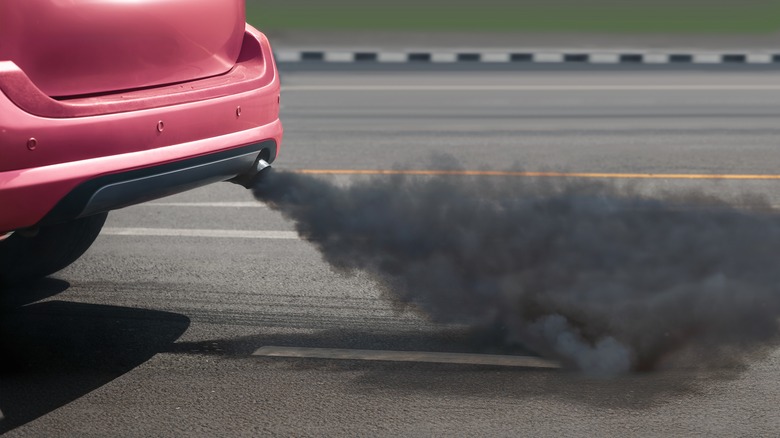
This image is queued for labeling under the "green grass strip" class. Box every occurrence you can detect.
[246,0,780,34]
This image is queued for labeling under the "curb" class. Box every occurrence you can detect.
[275,49,780,65]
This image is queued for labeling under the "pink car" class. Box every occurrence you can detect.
[0,0,282,284]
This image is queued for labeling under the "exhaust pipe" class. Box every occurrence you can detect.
[231,158,272,188]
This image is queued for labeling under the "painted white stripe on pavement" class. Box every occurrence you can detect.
[378,52,407,63]
[253,346,561,368]
[102,228,299,239]
[432,52,457,63]
[274,50,302,63]
[482,52,511,63]
[324,51,354,62]
[644,53,671,64]
[533,53,564,63]
[146,202,267,208]
[590,53,620,64]
[747,54,773,64]
[694,53,723,64]
[282,84,780,92]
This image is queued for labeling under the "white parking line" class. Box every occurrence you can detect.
[282,85,780,92]
[145,202,266,208]
[253,346,561,369]
[102,228,298,239]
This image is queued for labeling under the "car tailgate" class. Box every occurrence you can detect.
[0,0,245,98]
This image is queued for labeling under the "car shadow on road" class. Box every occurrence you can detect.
[165,327,737,410]
[0,278,190,434]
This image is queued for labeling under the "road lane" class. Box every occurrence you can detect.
[101,228,298,239]
[279,71,780,179]
[295,168,780,179]
[253,346,561,368]
[4,70,780,436]
[282,84,780,91]
[147,202,266,208]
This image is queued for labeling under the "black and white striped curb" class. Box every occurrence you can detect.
[276,50,780,65]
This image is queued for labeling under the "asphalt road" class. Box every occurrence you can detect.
[4,70,780,436]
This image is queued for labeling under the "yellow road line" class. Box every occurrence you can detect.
[282,85,780,92]
[293,169,780,180]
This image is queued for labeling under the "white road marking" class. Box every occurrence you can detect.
[590,53,620,64]
[253,346,561,369]
[432,52,457,63]
[481,52,511,63]
[644,53,671,64]
[533,53,564,63]
[324,51,355,62]
[275,51,302,62]
[694,53,723,64]
[378,52,407,63]
[145,202,266,208]
[747,54,773,64]
[282,84,780,92]
[102,227,298,239]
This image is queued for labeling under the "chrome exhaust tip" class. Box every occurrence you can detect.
[232,158,272,188]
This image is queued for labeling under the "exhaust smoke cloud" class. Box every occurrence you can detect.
[253,169,780,375]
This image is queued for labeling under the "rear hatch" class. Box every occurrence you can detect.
[0,0,245,98]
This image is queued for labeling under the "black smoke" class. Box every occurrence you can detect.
[253,169,780,375]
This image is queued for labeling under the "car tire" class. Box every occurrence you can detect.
[0,212,108,286]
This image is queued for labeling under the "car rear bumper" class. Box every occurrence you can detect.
[41,138,277,226]
[0,25,282,233]
[0,123,281,233]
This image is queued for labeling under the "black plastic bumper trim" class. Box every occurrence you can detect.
[40,140,276,226]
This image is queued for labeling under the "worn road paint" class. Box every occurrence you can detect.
[253,346,561,369]
[101,228,298,239]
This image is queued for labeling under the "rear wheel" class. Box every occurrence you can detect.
[0,213,108,286]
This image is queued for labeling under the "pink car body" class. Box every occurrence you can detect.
[0,0,282,234]
[0,0,282,284]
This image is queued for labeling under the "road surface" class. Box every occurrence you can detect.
[3,70,780,436]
